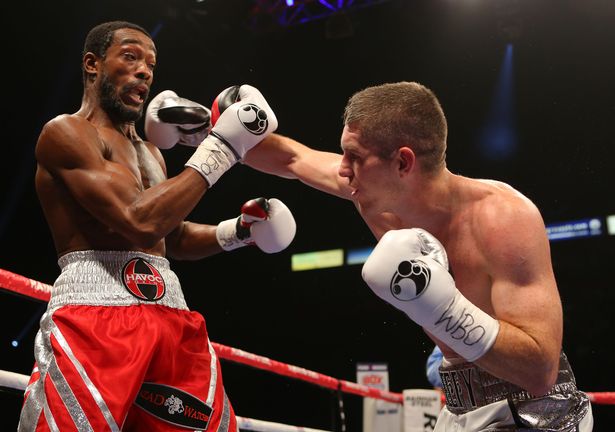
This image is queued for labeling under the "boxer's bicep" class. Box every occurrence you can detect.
[484,199,562,351]
[472,199,563,393]
[36,118,144,234]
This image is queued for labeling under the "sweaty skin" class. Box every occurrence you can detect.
[244,129,563,396]
[35,28,221,261]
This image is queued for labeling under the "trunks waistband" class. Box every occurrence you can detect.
[439,351,578,415]
[49,250,188,311]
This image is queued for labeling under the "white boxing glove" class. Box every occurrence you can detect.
[216,198,295,253]
[145,90,212,149]
[362,228,499,362]
[185,85,278,187]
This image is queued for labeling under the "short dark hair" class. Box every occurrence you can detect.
[343,82,448,173]
[82,21,151,82]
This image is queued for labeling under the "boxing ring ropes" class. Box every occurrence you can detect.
[1,268,614,431]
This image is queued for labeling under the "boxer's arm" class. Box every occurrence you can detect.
[244,133,352,200]
[36,115,208,248]
[145,137,224,260]
[166,197,296,260]
[166,222,222,260]
[473,195,563,396]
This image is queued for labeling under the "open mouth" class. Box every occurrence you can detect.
[123,84,148,106]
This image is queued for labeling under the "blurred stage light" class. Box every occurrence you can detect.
[291,249,344,271]
[546,218,603,241]
[11,340,19,348]
[346,247,374,266]
[293,215,609,271]
[607,215,615,235]
[250,0,392,29]
[478,43,517,161]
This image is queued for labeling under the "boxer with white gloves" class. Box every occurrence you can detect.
[362,228,499,362]
[244,81,593,430]
[145,90,212,148]
[146,85,277,187]
[217,197,296,253]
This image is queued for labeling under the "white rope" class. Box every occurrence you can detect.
[236,416,332,432]
[0,369,29,392]
[0,369,332,432]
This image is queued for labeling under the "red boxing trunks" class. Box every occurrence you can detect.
[18,250,237,432]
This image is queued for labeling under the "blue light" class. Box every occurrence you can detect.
[346,247,374,265]
[478,43,517,161]
[319,0,336,10]
[546,218,603,242]
[286,0,294,6]
[11,340,19,348]
[149,22,164,40]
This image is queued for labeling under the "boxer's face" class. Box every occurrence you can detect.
[98,28,156,122]
[339,125,400,216]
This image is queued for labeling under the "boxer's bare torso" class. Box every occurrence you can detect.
[35,114,167,257]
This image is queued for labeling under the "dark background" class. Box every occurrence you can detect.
[2,0,615,429]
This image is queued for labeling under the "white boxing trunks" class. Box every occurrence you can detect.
[18,250,237,432]
[435,352,593,431]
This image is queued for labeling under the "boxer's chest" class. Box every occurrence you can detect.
[443,229,494,315]
[102,133,163,189]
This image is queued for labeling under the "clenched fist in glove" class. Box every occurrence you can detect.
[216,198,295,253]
[362,228,500,362]
[185,85,278,187]
[145,90,211,149]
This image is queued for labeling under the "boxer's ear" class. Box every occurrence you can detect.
[397,147,415,176]
[83,52,99,81]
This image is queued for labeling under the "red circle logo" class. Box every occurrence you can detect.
[122,258,166,301]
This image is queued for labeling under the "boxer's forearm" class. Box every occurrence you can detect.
[473,320,561,396]
[122,169,208,247]
[246,134,352,199]
[165,221,222,261]
[244,134,303,179]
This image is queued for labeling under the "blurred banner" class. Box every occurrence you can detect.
[402,389,441,432]
[357,363,402,432]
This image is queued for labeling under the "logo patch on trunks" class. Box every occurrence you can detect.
[135,382,213,430]
[122,258,166,301]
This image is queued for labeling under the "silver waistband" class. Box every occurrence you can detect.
[49,250,188,311]
[439,351,582,415]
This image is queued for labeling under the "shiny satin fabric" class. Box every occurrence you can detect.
[18,250,238,431]
[437,352,592,431]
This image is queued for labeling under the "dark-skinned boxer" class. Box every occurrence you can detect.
[20,21,294,432]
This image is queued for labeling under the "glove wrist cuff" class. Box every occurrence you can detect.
[428,291,500,362]
[216,217,252,251]
[210,130,242,161]
[185,135,237,187]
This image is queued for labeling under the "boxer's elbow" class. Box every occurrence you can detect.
[523,351,560,396]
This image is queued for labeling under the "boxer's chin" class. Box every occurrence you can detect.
[99,75,142,122]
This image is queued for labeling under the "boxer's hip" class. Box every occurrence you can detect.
[50,250,188,311]
[438,352,591,430]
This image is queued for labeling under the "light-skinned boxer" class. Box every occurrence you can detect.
[243,82,593,431]
[19,21,295,431]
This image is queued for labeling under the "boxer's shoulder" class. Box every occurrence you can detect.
[37,114,108,167]
[42,113,94,135]
[456,177,541,232]
[447,177,545,268]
